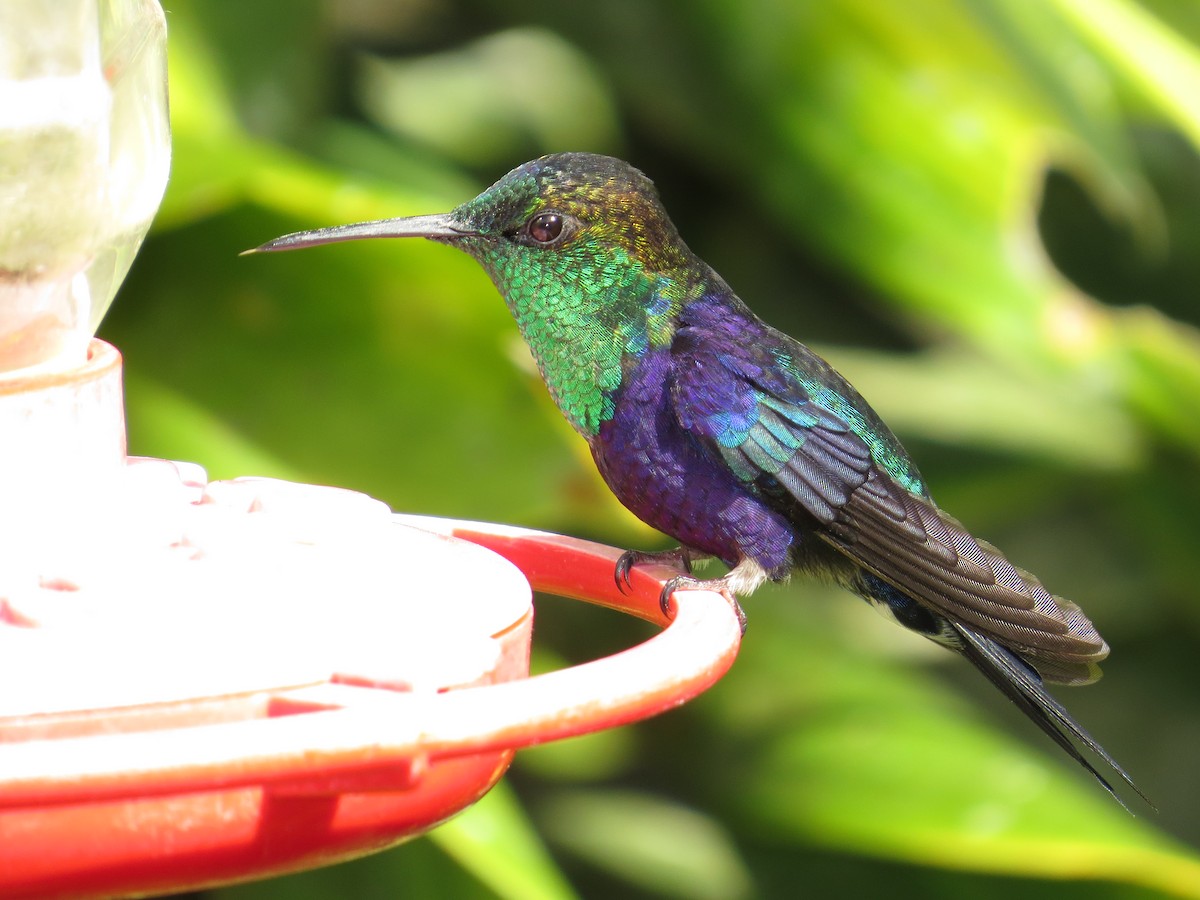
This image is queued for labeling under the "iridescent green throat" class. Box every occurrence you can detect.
[464,237,701,436]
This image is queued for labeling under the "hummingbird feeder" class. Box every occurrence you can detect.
[0,2,744,897]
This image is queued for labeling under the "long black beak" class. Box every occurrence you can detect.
[242,213,476,255]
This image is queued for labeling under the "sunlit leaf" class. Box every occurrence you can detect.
[536,789,754,900]
[356,28,622,168]
[432,781,579,900]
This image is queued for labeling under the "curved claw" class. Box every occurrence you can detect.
[659,575,693,617]
[659,575,749,636]
[613,546,702,597]
[614,550,638,595]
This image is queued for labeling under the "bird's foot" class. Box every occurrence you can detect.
[657,557,770,635]
[614,545,709,594]
[658,573,750,635]
[616,550,765,635]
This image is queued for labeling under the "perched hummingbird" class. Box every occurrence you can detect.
[249,152,1146,807]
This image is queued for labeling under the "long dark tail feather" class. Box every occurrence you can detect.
[952,621,1153,812]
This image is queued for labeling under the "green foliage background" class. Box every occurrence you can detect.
[104,1,1200,897]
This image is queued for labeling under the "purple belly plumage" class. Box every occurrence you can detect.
[590,348,796,576]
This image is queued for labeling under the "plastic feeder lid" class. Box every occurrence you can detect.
[0,469,743,898]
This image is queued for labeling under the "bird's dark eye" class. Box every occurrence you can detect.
[527,212,564,245]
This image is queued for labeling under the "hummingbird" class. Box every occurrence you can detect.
[249,152,1147,808]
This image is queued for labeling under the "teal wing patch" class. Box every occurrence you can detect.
[672,338,874,525]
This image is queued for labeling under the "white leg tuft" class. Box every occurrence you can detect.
[724,557,771,596]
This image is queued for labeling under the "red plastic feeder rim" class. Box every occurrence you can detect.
[0,515,743,899]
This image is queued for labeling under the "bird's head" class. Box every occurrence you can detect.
[248,152,696,294]
[248,153,712,436]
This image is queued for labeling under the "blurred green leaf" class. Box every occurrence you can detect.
[431,781,579,900]
[124,370,302,479]
[1117,306,1200,451]
[357,28,622,168]
[1052,0,1200,148]
[536,789,754,900]
[819,345,1143,469]
[207,833,504,900]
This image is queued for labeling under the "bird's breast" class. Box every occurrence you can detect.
[590,350,797,574]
